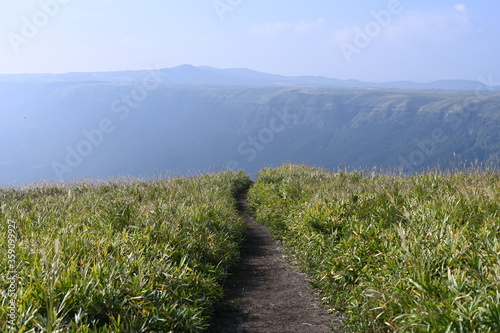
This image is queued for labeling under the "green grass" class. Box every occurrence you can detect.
[2,165,499,332]
[0,171,251,332]
[248,164,500,332]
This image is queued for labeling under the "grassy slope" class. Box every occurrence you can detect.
[248,164,500,332]
[0,171,251,332]
[2,165,499,332]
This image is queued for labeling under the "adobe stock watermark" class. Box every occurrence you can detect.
[6,220,19,331]
[398,74,500,173]
[340,0,410,63]
[227,108,297,171]
[51,68,163,179]
[213,0,244,21]
[7,0,73,55]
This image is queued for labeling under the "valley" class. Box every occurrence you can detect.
[0,67,498,184]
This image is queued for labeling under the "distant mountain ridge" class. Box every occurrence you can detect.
[0,68,499,185]
[1,64,499,91]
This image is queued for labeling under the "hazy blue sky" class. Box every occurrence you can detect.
[0,0,499,82]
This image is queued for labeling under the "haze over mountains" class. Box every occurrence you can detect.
[1,65,499,185]
[2,65,500,90]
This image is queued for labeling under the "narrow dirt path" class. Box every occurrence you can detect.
[209,191,343,333]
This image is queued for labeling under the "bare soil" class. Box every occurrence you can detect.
[209,191,344,333]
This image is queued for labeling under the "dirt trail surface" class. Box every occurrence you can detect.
[209,192,343,333]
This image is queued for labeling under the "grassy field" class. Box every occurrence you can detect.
[2,165,499,332]
[0,171,251,332]
[248,165,500,332]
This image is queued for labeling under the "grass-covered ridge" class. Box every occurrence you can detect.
[0,171,251,332]
[248,165,500,332]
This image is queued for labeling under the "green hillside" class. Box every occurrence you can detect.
[0,171,251,332]
[1,166,498,331]
[249,165,500,332]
